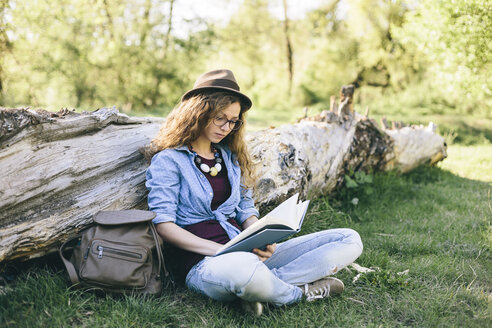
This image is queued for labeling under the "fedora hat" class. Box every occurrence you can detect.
[181,69,252,110]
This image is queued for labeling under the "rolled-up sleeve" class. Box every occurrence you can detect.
[146,151,180,225]
[235,183,260,225]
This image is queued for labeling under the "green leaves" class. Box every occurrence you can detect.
[393,0,492,116]
[345,175,359,189]
[1,0,208,111]
[342,170,375,206]
[355,269,410,290]
[1,0,489,117]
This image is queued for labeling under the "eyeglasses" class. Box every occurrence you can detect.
[213,116,243,130]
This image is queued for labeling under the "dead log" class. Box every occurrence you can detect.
[337,84,355,118]
[0,106,446,262]
[251,113,446,213]
[0,107,163,262]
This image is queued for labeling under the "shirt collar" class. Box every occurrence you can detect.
[175,144,191,153]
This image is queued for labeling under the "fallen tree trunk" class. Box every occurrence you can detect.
[249,112,446,212]
[0,105,447,262]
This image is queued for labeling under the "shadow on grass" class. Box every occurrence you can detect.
[328,166,490,214]
[436,120,492,145]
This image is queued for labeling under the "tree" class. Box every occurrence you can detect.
[216,0,289,108]
[281,0,293,96]
[0,1,12,102]
[395,0,492,116]
[1,0,212,111]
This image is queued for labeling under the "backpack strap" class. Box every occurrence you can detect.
[59,237,80,285]
[149,222,170,279]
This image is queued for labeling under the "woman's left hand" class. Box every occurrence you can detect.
[252,243,276,262]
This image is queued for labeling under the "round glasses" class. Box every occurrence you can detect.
[213,116,243,130]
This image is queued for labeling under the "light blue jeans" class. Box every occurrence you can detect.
[185,228,363,306]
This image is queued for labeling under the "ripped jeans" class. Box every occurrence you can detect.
[185,228,363,306]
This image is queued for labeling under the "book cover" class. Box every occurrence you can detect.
[215,193,310,256]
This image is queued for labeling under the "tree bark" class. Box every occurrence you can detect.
[0,105,447,262]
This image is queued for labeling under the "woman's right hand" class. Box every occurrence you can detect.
[252,243,276,262]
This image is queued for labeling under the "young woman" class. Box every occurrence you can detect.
[145,69,363,315]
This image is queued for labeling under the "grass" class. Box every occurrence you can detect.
[438,145,492,182]
[1,102,491,327]
[1,150,490,327]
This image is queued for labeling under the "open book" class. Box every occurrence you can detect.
[215,193,310,256]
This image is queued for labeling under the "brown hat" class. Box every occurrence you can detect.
[181,69,252,110]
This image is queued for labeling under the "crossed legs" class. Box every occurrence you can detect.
[185,228,363,306]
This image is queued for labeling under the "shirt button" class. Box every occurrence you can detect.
[201,175,204,178]
[209,192,213,196]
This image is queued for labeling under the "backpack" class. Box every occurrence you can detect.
[59,210,169,295]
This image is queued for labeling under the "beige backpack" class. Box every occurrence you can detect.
[59,210,169,295]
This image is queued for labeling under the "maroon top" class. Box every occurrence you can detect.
[169,153,239,279]
[199,155,231,211]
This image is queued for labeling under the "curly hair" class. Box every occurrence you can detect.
[144,91,256,188]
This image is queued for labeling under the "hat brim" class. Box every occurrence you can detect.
[181,86,252,110]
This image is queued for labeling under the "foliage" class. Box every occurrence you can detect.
[212,0,288,109]
[2,0,211,111]
[393,0,492,117]
[355,269,410,290]
[297,0,415,105]
[336,170,375,207]
[0,0,489,118]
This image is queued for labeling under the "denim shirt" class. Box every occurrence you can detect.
[146,144,260,240]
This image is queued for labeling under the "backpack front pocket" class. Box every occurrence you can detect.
[79,239,151,289]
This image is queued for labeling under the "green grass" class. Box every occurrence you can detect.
[2,99,491,327]
[1,144,490,327]
[438,145,492,182]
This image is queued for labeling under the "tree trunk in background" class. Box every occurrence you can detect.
[282,0,293,95]
[102,0,115,40]
[0,0,8,98]
[139,0,153,45]
[163,0,174,60]
[0,104,446,262]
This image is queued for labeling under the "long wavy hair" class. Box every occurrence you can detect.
[144,91,256,187]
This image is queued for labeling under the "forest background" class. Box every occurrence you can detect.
[1,0,490,131]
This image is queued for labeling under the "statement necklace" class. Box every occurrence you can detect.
[191,145,222,177]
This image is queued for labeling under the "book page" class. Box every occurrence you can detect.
[231,193,299,241]
[260,193,299,228]
[296,200,310,228]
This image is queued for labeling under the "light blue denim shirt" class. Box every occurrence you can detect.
[146,144,260,240]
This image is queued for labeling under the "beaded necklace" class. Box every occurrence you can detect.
[190,145,223,177]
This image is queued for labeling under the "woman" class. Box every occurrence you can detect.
[145,69,363,315]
